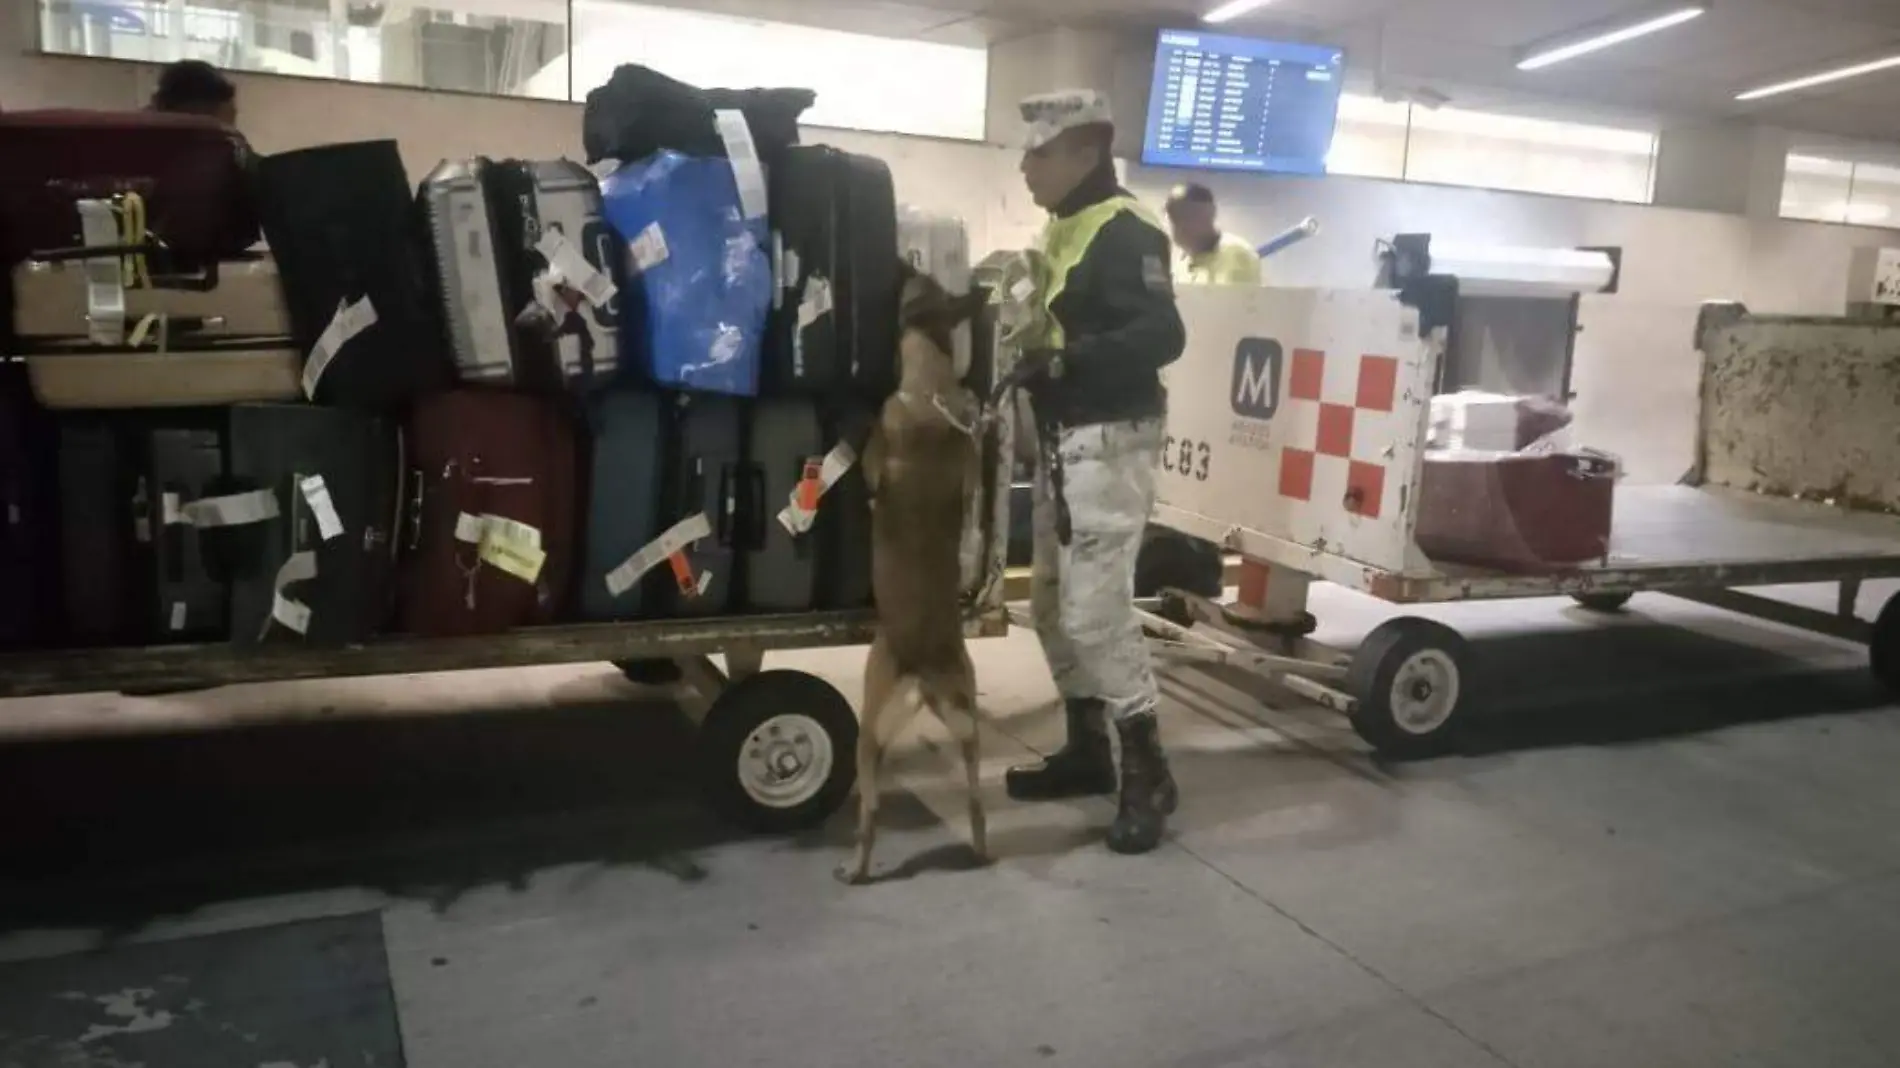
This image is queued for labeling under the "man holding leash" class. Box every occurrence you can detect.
[1002,90,1186,855]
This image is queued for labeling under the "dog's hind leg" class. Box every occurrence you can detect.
[838,640,898,886]
[960,722,988,866]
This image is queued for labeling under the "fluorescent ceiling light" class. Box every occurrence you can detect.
[1204,0,1271,24]
[1516,5,1706,71]
[1736,53,1900,100]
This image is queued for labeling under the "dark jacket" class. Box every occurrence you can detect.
[1030,165,1187,429]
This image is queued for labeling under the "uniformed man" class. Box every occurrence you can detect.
[1165,182,1263,287]
[1003,90,1186,855]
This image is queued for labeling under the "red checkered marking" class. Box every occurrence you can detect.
[1276,352,1400,520]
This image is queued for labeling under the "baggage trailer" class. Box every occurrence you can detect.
[0,371,1018,838]
[1144,276,1900,756]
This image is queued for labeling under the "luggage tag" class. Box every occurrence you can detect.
[298,476,346,542]
[302,296,379,400]
[267,550,319,639]
[182,488,281,529]
[77,199,127,347]
[454,512,546,586]
[534,229,618,309]
[713,109,769,221]
[604,512,713,600]
[625,223,670,276]
[797,277,835,330]
[776,442,859,536]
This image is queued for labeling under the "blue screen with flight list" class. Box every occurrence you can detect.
[1141,30,1345,176]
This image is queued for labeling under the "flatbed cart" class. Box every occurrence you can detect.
[0,366,1021,836]
[1141,263,1900,755]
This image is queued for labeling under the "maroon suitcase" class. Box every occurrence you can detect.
[0,110,259,267]
[1416,451,1616,572]
[398,390,579,637]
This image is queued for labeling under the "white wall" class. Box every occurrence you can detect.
[9,54,1897,481]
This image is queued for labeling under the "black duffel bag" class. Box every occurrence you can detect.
[582,64,815,167]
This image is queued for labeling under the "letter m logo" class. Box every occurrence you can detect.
[1230,338,1282,419]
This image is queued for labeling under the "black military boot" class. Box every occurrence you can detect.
[1006,698,1116,801]
[1107,712,1178,855]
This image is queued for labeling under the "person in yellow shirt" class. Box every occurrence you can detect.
[1165,183,1262,287]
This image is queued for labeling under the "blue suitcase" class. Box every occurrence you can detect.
[581,388,670,621]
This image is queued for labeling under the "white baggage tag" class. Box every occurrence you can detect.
[169,602,187,632]
[183,488,281,529]
[536,229,618,306]
[454,511,487,545]
[161,492,184,527]
[78,199,126,347]
[797,277,835,330]
[628,223,670,274]
[272,593,313,636]
[302,295,379,400]
[605,513,712,598]
[776,442,858,535]
[713,109,769,221]
[265,550,319,639]
[298,476,346,542]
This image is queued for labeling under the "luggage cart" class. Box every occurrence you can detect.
[1144,279,1900,755]
[0,351,1019,836]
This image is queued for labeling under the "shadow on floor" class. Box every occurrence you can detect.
[1392,616,1886,757]
[0,689,943,937]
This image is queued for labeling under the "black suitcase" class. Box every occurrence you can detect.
[582,63,813,168]
[820,406,876,610]
[743,399,825,612]
[256,140,452,411]
[148,424,228,641]
[57,420,144,645]
[580,389,670,621]
[766,147,900,399]
[0,365,55,646]
[221,405,402,646]
[665,395,742,617]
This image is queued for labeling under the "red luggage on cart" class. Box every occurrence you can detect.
[398,390,580,637]
[1415,451,1617,572]
[0,110,259,267]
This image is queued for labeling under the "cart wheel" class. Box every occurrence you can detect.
[1571,592,1633,614]
[617,658,683,686]
[1871,594,1900,696]
[1347,618,1472,756]
[696,670,858,834]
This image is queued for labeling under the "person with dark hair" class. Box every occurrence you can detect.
[1007,89,1186,856]
[148,59,238,125]
[1165,182,1262,287]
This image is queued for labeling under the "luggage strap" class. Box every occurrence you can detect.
[776,442,858,536]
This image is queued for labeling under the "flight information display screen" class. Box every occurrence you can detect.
[1141,30,1345,175]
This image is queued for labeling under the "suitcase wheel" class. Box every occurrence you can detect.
[1570,592,1634,614]
[697,669,858,834]
[1871,592,1900,698]
[1346,617,1472,757]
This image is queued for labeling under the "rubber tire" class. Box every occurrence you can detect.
[617,658,683,686]
[1571,592,1633,614]
[696,669,859,835]
[1346,617,1473,758]
[1871,594,1900,697]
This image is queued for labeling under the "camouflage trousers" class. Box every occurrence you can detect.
[1030,416,1163,722]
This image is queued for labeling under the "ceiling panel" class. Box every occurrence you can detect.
[640,0,1900,142]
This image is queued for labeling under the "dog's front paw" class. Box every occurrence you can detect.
[834,864,875,887]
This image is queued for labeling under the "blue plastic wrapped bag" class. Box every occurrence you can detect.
[600,151,770,397]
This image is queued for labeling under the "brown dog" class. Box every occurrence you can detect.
[837,268,988,886]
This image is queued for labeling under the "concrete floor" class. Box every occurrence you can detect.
[5,583,1900,1067]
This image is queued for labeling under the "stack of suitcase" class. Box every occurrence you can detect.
[0,76,982,654]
